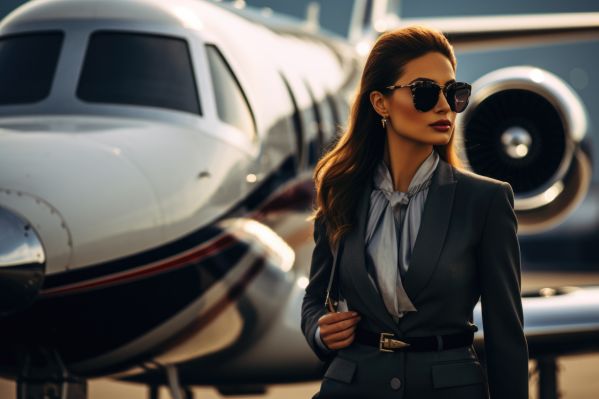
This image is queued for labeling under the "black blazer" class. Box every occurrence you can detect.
[301,157,529,399]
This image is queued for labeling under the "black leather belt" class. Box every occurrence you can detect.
[355,329,474,352]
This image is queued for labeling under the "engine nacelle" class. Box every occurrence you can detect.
[0,206,45,316]
[459,66,593,234]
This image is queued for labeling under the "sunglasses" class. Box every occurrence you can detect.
[384,80,471,113]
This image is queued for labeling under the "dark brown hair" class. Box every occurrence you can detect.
[312,25,464,247]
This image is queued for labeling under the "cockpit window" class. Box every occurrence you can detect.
[77,31,201,115]
[0,31,63,105]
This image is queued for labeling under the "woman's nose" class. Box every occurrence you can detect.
[434,90,452,113]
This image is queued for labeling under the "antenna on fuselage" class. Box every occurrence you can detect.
[304,2,320,32]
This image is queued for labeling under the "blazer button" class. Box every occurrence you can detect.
[390,377,401,390]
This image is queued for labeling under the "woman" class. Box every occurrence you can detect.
[301,26,529,399]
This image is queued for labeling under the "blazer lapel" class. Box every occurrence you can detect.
[402,158,457,303]
[341,177,400,334]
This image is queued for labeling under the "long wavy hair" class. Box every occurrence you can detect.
[312,25,464,247]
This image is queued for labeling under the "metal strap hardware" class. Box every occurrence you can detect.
[379,332,411,352]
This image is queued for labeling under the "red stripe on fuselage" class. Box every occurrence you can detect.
[39,175,313,298]
[40,233,237,298]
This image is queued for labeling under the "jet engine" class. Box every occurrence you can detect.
[0,205,45,316]
[459,66,593,234]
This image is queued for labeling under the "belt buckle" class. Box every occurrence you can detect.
[379,332,410,352]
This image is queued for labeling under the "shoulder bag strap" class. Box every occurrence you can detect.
[324,236,344,313]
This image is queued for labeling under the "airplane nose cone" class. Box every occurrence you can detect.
[0,206,45,316]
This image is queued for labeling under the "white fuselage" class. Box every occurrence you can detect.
[0,0,355,275]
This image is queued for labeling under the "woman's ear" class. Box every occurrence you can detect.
[369,90,388,117]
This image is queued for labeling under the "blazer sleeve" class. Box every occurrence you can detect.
[477,182,529,399]
[301,216,337,362]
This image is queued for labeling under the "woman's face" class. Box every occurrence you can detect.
[372,51,456,146]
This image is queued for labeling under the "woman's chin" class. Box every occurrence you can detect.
[425,131,452,145]
[390,130,452,146]
[416,135,451,146]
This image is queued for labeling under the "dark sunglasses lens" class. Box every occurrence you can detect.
[448,84,471,113]
[413,84,439,112]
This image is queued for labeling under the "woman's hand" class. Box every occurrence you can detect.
[318,311,361,350]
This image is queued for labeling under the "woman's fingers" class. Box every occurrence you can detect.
[324,324,357,343]
[320,317,360,336]
[318,311,359,327]
[326,333,356,350]
[320,314,361,336]
[317,311,361,350]
[318,311,358,325]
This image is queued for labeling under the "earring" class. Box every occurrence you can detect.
[381,117,388,129]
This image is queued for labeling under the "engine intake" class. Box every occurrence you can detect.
[459,66,592,234]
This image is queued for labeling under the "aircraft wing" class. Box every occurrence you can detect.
[386,12,599,50]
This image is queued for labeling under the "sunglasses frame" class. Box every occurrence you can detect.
[384,80,472,113]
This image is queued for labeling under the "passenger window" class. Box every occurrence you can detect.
[0,31,63,105]
[77,31,201,115]
[302,83,322,165]
[205,45,256,140]
[326,94,340,134]
[279,73,303,168]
